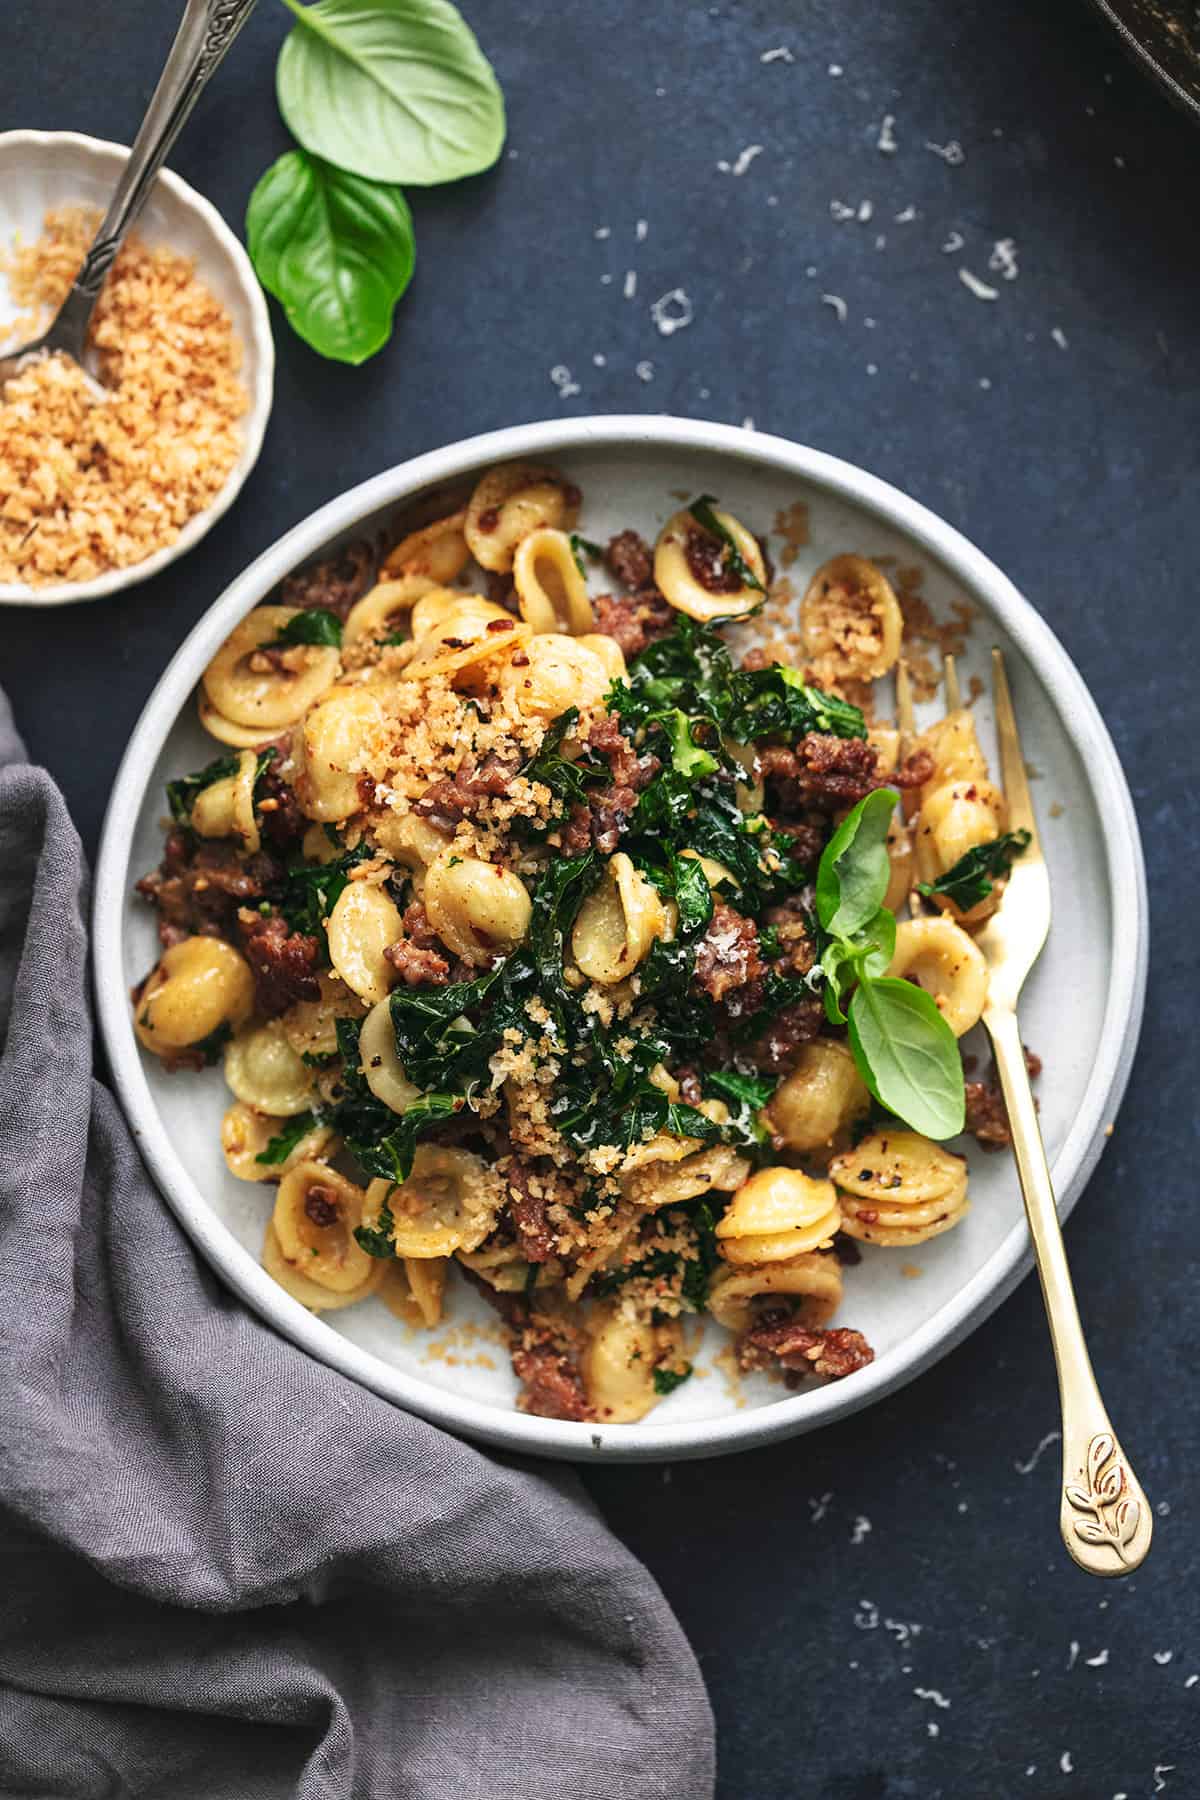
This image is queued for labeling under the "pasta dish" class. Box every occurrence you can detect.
[131,463,1032,1423]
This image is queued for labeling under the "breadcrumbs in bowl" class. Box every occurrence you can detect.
[0,206,248,588]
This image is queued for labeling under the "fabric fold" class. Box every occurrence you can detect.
[0,690,715,1800]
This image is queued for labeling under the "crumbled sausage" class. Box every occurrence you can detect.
[737,1313,874,1382]
[413,748,524,831]
[512,1325,594,1421]
[695,902,766,1002]
[383,899,451,986]
[304,1187,340,1226]
[237,909,322,1016]
[255,765,306,850]
[684,524,742,594]
[965,1048,1042,1150]
[770,816,829,869]
[556,716,660,854]
[763,897,817,980]
[281,538,375,621]
[591,588,675,659]
[136,831,279,946]
[505,1161,557,1264]
[760,733,880,810]
[605,529,655,593]
[742,999,825,1073]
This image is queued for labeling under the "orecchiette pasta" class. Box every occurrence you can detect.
[381,1256,449,1328]
[830,1130,969,1246]
[221,1102,335,1181]
[381,507,470,585]
[499,632,610,720]
[707,1251,844,1333]
[576,633,626,682]
[584,1306,684,1423]
[343,574,441,646]
[801,554,904,681]
[202,605,341,731]
[224,1019,316,1116]
[197,690,277,748]
[716,1166,842,1265]
[326,879,404,1005]
[913,778,1007,921]
[464,462,580,571]
[369,810,451,889]
[408,588,510,643]
[295,684,385,823]
[363,1146,504,1258]
[134,937,254,1058]
[424,851,532,966]
[269,1161,380,1299]
[190,748,261,852]
[914,708,990,805]
[278,972,364,1062]
[888,916,989,1037]
[623,1142,750,1211]
[512,527,596,636]
[571,851,673,984]
[357,996,421,1114]
[654,505,767,622]
[402,603,533,683]
[262,1221,384,1313]
[764,1040,870,1153]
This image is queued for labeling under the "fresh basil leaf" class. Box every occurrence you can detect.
[917,829,1032,911]
[819,906,896,1024]
[816,788,898,938]
[653,1364,693,1396]
[847,976,965,1139]
[255,1110,321,1165]
[270,607,343,648]
[688,495,767,594]
[277,0,505,186]
[246,150,416,365]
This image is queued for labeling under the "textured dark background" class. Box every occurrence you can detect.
[3,2,1198,1796]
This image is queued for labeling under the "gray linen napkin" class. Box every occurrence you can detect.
[0,688,714,1800]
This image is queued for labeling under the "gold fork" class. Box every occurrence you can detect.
[898,649,1152,1576]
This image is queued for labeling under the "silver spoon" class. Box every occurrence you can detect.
[0,0,258,390]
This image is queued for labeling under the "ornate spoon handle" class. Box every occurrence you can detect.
[986,1006,1152,1575]
[52,0,259,353]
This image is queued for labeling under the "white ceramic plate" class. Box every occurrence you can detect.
[0,129,274,607]
[92,417,1148,1462]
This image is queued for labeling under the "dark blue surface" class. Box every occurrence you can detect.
[3,3,1198,1795]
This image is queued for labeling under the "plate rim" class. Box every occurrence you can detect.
[92,414,1149,1462]
[0,127,275,608]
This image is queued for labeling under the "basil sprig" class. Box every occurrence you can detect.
[917,829,1031,911]
[688,494,767,595]
[816,790,965,1139]
[245,0,504,363]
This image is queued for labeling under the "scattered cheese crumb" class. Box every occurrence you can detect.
[877,114,898,154]
[926,138,966,164]
[635,218,648,242]
[942,230,965,253]
[808,1492,833,1524]
[821,293,848,322]
[718,144,764,176]
[858,199,873,221]
[549,365,580,399]
[828,62,844,76]
[979,377,992,390]
[760,45,794,63]
[851,1515,872,1545]
[1068,1641,1080,1670]
[959,268,999,301]
[1051,326,1069,350]
[927,1721,940,1738]
[831,199,856,220]
[866,362,878,376]
[1185,1674,1198,1688]
[592,352,606,367]
[635,360,654,382]
[623,269,637,300]
[989,237,1020,280]
[1061,1752,1074,1774]
[741,415,755,430]
[651,288,694,337]
[1154,1651,1174,1666]
[1015,1431,1060,1474]
[895,204,918,222]
[1086,1649,1109,1667]
[914,1688,951,1709]
[593,225,611,240]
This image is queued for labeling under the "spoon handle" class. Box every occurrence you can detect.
[55,0,259,349]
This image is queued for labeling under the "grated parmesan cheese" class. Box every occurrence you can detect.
[958,268,998,301]
[650,288,694,337]
[821,293,847,322]
[760,45,793,63]
[877,114,897,154]
[926,138,966,165]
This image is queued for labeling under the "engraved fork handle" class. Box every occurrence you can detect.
[985,1005,1152,1575]
[50,0,259,356]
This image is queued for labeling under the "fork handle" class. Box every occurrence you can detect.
[984,1005,1152,1575]
[52,0,259,351]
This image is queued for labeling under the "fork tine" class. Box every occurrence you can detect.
[990,647,1041,849]
[896,657,917,743]
[943,653,961,712]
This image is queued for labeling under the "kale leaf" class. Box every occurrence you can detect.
[270,607,343,648]
[653,1364,693,1396]
[166,747,276,828]
[688,495,767,595]
[917,829,1032,911]
[255,1109,321,1165]
[277,843,374,947]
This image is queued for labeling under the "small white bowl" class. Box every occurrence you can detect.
[93,417,1148,1462]
[0,129,274,607]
